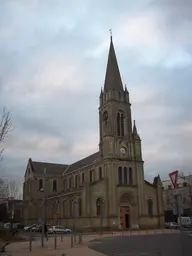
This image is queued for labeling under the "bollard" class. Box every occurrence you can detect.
[54,233,57,249]
[78,234,82,244]
[61,235,63,242]
[158,249,162,256]
[70,233,74,248]
[29,230,32,252]
[74,233,77,244]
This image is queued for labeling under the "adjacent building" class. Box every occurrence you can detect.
[162,175,192,222]
[23,36,164,230]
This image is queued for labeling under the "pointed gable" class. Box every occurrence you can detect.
[24,158,34,180]
[104,36,124,92]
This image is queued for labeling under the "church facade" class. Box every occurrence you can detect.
[23,37,164,230]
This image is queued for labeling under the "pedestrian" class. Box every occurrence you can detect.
[44,222,48,241]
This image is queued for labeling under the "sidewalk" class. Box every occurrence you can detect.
[6,235,104,256]
[5,229,179,256]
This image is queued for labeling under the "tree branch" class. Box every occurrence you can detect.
[0,108,12,161]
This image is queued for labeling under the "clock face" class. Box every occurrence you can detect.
[120,147,126,155]
[103,111,108,122]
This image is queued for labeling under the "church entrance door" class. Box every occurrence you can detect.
[120,206,130,229]
[125,214,130,229]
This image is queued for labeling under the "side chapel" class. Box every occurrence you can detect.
[23,36,164,230]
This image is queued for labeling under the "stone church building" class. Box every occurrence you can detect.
[23,36,164,230]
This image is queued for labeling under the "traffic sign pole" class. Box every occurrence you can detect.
[169,170,182,231]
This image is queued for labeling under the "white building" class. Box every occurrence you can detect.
[162,175,192,221]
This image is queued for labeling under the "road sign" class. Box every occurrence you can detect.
[169,170,178,189]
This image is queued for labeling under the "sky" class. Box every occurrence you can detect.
[0,0,192,182]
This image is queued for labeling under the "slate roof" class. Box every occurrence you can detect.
[29,151,100,176]
[144,180,155,187]
[64,151,100,174]
[29,158,68,176]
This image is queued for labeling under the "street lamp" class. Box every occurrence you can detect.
[97,198,104,235]
[72,198,78,244]
[53,199,60,249]
[40,187,46,247]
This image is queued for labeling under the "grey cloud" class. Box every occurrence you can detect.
[0,0,192,181]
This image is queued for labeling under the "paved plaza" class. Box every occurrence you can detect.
[3,229,181,256]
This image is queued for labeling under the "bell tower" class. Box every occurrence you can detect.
[99,35,136,160]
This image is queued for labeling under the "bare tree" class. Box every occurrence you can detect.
[0,108,12,162]
[0,179,22,203]
[7,180,22,200]
[0,178,9,203]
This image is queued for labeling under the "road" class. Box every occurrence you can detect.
[89,232,192,256]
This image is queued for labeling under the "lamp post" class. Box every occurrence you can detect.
[54,199,60,249]
[97,198,104,235]
[40,168,46,248]
[72,198,78,244]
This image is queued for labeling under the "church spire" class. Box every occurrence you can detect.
[133,120,138,135]
[104,32,124,92]
[133,120,141,140]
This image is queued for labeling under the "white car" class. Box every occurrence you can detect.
[166,222,179,229]
[24,224,36,232]
[48,226,71,234]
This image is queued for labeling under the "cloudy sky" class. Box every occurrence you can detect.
[0,0,191,182]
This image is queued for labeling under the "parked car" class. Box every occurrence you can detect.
[165,222,179,229]
[24,224,37,232]
[31,225,40,232]
[48,226,71,234]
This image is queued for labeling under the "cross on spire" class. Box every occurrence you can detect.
[109,29,112,40]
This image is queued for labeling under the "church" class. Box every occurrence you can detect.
[23,36,164,230]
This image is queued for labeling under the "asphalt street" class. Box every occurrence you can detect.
[89,232,192,256]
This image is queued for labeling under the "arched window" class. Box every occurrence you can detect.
[69,200,73,217]
[53,180,57,192]
[99,167,102,180]
[78,198,82,217]
[77,175,80,187]
[96,198,104,216]
[123,167,128,184]
[90,170,93,182]
[118,167,122,184]
[117,111,124,136]
[129,167,133,185]
[82,172,85,184]
[75,175,78,187]
[147,199,153,217]
[117,113,120,136]
[69,177,73,189]
[63,179,67,192]
[39,179,43,190]
[120,112,124,136]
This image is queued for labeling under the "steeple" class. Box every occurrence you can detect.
[133,120,141,141]
[104,34,124,92]
[133,120,138,134]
